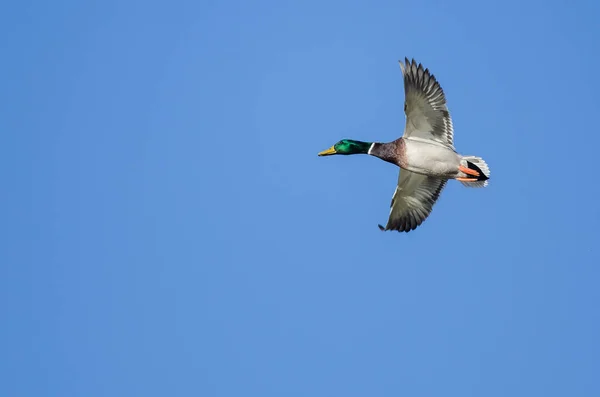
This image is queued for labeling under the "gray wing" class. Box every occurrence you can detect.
[399,58,454,147]
[378,170,446,233]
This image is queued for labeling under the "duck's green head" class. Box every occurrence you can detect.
[318,139,372,156]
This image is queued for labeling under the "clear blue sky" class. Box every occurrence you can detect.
[2,0,599,396]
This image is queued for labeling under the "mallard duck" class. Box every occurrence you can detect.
[318,58,490,232]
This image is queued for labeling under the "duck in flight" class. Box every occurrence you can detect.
[318,58,490,233]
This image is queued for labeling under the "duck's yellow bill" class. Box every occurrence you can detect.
[318,146,336,156]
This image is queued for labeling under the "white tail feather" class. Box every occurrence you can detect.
[460,156,490,188]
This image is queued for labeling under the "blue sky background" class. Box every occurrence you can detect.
[2,0,600,396]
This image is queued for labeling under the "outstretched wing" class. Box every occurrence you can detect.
[399,58,454,148]
[378,170,446,233]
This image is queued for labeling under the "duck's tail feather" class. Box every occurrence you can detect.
[460,156,490,188]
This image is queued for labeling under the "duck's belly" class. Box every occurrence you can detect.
[403,140,460,177]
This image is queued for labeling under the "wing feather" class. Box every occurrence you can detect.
[380,170,446,233]
[399,58,454,147]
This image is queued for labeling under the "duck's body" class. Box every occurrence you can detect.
[318,58,491,233]
[370,138,460,178]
